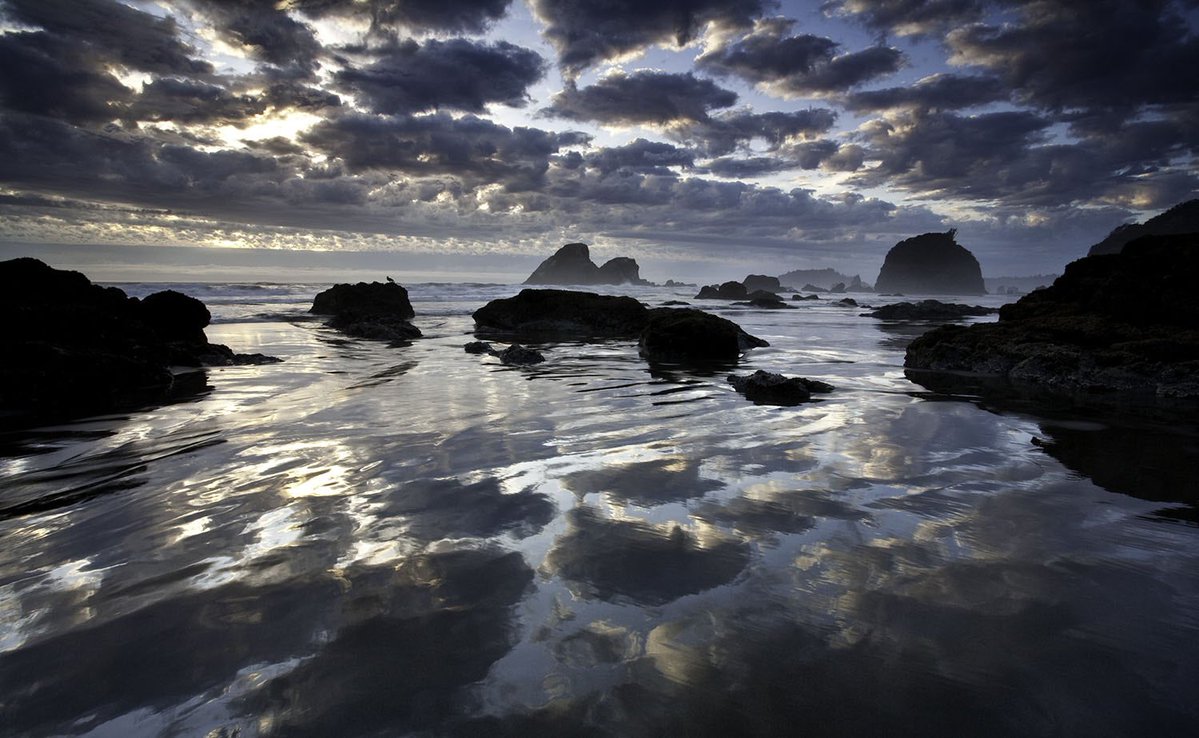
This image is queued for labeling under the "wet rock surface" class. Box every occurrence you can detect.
[867,300,997,320]
[906,234,1199,399]
[0,257,279,425]
[311,281,421,342]
[640,308,768,363]
[473,289,649,337]
[728,370,834,406]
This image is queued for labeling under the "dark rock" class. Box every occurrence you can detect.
[779,268,867,292]
[1088,199,1199,256]
[597,256,649,285]
[734,298,794,309]
[727,370,834,406]
[524,243,650,285]
[664,279,696,288]
[496,344,545,365]
[830,282,847,294]
[473,289,649,337]
[834,298,860,307]
[800,283,827,293]
[311,280,421,342]
[0,257,278,425]
[695,281,750,300]
[875,230,987,295]
[464,341,494,354]
[661,300,690,306]
[639,308,768,363]
[905,234,1199,399]
[866,300,998,320]
[743,274,782,293]
[791,294,820,301]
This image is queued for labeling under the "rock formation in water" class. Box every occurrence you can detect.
[472,289,767,363]
[1087,199,1199,256]
[874,230,986,296]
[0,257,279,425]
[310,281,421,342]
[779,268,873,292]
[727,370,833,406]
[743,275,783,293]
[866,300,997,320]
[905,234,1199,399]
[695,281,749,300]
[524,243,650,285]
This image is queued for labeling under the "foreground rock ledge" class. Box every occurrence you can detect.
[1,257,279,425]
[905,234,1199,399]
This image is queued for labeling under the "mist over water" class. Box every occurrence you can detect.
[1,283,1197,737]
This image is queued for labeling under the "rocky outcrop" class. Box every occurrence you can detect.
[727,370,833,406]
[695,281,749,300]
[734,298,794,309]
[867,300,997,320]
[1088,199,1199,256]
[310,281,421,342]
[524,243,650,285]
[875,230,986,295]
[495,344,545,365]
[0,257,279,425]
[639,308,768,363]
[473,289,649,337]
[905,234,1199,399]
[743,275,782,293]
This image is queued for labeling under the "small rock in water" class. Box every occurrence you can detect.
[866,300,996,320]
[464,341,494,354]
[496,344,545,365]
[728,370,834,406]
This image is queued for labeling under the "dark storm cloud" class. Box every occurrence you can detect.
[2,0,212,75]
[530,0,767,76]
[184,0,322,75]
[673,108,838,156]
[697,17,903,95]
[852,109,1199,209]
[843,73,1009,113]
[0,32,131,124]
[294,0,513,34]
[701,140,848,177]
[585,139,695,175]
[301,112,590,190]
[336,39,544,114]
[703,156,790,177]
[829,0,985,36]
[948,0,1199,115]
[544,71,738,126]
[126,78,266,126]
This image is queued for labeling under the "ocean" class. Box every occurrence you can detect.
[1,282,1197,736]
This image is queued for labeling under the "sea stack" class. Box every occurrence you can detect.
[524,243,649,286]
[875,230,986,295]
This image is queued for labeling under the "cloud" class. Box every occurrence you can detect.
[697,17,903,96]
[585,139,696,175]
[336,39,544,115]
[544,71,738,126]
[126,78,266,126]
[947,0,1199,114]
[185,0,322,76]
[302,112,589,190]
[672,109,839,156]
[530,0,767,76]
[0,32,132,124]
[829,0,986,36]
[2,0,212,75]
[294,0,513,34]
[842,73,1009,113]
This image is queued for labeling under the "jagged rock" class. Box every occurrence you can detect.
[640,308,768,363]
[800,283,827,293]
[743,275,782,293]
[0,257,279,425]
[597,257,649,285]
[524,243,649,285]
[473,289,649,337]
[695,281,749,300]
[830,282,847,294]
[792,294,820,301]
[464,341,494,354]
[727,370,834,406]
[664,279,697,288]
[1088,199,1199,256]
[905,234,1199,399]
[867,300,997,320]
[311,281,421,342]
[875,230,986,295]
[496,344,545,365]
[834,298,860,307]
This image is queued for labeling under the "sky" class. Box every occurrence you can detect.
[0,0,1196,283]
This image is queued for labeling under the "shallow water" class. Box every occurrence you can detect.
[1,284,1197,737]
